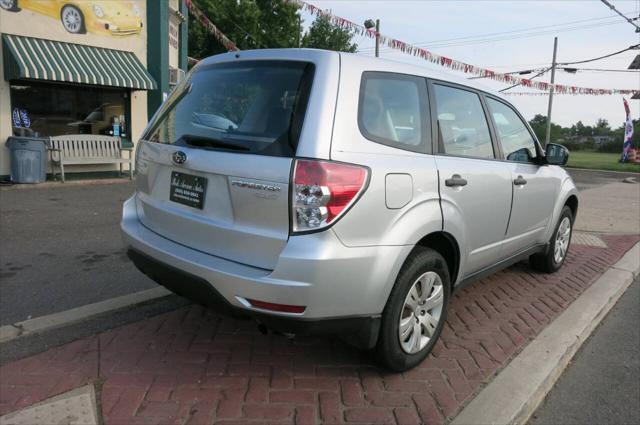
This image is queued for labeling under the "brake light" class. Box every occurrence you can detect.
[292,159,368,233]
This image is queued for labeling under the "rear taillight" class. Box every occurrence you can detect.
[291,159,368,233]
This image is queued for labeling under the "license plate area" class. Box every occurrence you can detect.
[170,171,208,209]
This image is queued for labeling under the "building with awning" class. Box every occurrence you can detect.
[0,0,188,179]
[2,34,157,90]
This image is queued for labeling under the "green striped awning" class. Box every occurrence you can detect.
[2,34,156,90]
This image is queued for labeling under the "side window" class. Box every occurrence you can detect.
[358,72,429,153]
[486,98,538,163]
[433,84,494,159]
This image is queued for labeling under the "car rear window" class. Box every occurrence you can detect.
[143,60,315,157]
[358,72,429,153]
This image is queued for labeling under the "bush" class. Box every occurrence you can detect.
[597,141,623,153]
[562,140,594,151]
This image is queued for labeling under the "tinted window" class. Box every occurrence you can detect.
[487,98,538,163]
[433,84,494,159]
[144,61,314,157]
[359,72,428,153]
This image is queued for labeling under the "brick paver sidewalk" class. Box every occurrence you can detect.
[1,234,638,425]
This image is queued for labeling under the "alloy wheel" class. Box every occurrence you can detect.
[398,271,444,354]
[554,217,571,264]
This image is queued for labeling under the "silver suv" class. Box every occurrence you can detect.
[122,49,578,371]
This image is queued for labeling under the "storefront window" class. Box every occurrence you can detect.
[9,82,129,141]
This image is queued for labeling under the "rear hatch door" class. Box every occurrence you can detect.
[135,59,315,270]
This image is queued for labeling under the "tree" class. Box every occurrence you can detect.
[188,1,358,61]
[594,118,611,136]
[527,114,562,144]
[528,114,547,142]
[188,0,301,60]
[302,16,358,52]
[570,120,586,136]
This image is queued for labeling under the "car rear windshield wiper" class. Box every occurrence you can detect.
[175,134,250,152]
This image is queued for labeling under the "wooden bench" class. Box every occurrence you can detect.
[48,135,133,182]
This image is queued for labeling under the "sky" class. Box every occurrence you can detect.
[299,0,640,129]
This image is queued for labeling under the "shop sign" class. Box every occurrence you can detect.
[169,21,179,50]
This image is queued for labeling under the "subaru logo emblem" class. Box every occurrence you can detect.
[172,151,187,165]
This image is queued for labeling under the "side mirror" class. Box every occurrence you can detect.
[545,143,569,166]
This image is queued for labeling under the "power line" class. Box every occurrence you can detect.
[600,0,640,32]
[358,12,633,52]
[499,68,551,93]
[467,68,542,79]
[484,54,637,69]
[473,66,640,79]
[562,67,640,73]
[361,20,625,53]
[357,12,629,50]
[558,44,640,65]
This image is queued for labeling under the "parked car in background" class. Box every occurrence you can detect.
[121,49,578,371]
[0,0,143,35]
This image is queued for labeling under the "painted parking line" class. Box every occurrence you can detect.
[0,287,171,343]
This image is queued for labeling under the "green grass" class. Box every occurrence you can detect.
[566,151,640,173]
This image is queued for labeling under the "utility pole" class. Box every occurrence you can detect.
[375,19,380,58]
[545,37,558,147]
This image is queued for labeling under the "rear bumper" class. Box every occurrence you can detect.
[121,195,411,347]
[126,248,379,347]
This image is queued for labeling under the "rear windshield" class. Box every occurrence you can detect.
[143,60,314,157]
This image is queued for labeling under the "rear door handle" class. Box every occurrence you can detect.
[514,175,527,186]
[445,174,468,187]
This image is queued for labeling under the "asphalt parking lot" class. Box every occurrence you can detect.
[530,279,639,425]
[0,182,152,326]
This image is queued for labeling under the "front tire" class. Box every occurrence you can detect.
[60,5,85,34]
[530,205,573,273]
[376,247,451,372]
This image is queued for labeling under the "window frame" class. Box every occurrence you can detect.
[427,78,501,161]
[483,94,545,164]
[357,71,432,154]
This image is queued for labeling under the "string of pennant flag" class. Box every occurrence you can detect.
[184,0,239,52]
[285,0,639,96]
[185,0,638,96]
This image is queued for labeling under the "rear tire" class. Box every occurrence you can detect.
[376,246,451,372]
[530,206,573,273]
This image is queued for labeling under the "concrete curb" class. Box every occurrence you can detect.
[566,167,639,175]
[451,241,640,425]
[0,287,171,343]
[0,178,132,191]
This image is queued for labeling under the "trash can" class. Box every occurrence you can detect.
[6,136,49,183]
